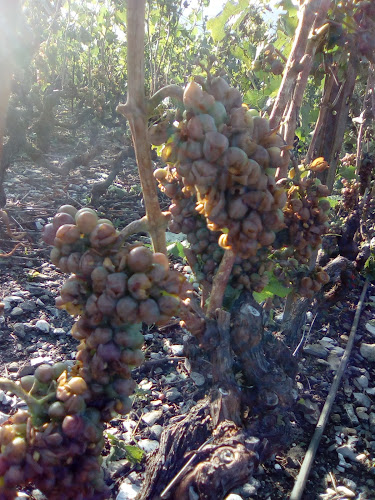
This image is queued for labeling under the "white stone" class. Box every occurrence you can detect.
[170,344,184,356]
[116,481,141,500]
[360,343,375,362]
[336,486,355,498]
[52,328,66,336]
[141,410,163,426]
[225,495,243,500]
[30,356,52,366]
[137,439,159,453]
[35,320,50,333]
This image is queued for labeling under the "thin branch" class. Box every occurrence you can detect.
[290,279,369,500]
[270,0,328,129]
[117,0,167,254]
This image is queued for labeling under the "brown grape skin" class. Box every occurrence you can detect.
[42,223,57,245]
[116,296,139,324]
[127,273,152,300]
[53,212,75,229]
[127,246,153,273]
[139,298,160,324]
[58,204,78,218]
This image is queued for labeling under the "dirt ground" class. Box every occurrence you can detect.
[0,128,375,500]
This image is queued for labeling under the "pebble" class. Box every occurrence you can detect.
[190,372,205,386]
[0,389,13,405]
[238,479,261,497]
[336,445,359,462]
[225,495,243,500]
[137,439,159,453]
[5,295,25,304]
[52,328,66,336]
[360,343,375,362]
[10,307,24,317]
[7,362,19,372]
[343,479,357,490]
[336,486,355,498]
[356,407,369,421]
[318,337,336,348]
[0,411,10,425]
[303,344,328,358]
[141,410,163,427]
[343,404,359,425]
[353,392,371,408]
[30,356,52,366]
[116,480,141,500]
[165,387,181,402]
[35,320,50,333]
[369,413,375,427]
[13,323,26,338]
[150,424,163,440]
[354,375,369,389]
[170,344,184,356]
[20,300,37,312]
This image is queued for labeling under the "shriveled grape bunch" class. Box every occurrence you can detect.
[282,178,330,264]
[251,43,284,75]
[341,179,359,211]
[154,167,223,284]
[0,205,187,499]
[153,76,289,259]
[274,177,331,297]
[359,153,375,195]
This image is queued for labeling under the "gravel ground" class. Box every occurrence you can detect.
[0,131,374,500]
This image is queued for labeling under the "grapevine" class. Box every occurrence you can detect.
[0,206,188,499]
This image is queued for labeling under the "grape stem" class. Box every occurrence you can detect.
[147,85,183,116]
[117,212,170,245]
[0,378,54,419]
[206,249,236,317]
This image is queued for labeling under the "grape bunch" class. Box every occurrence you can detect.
[359,153,375,195]
[153,76,289,260]
[341,179,359,211]
[0,366,108,500]
[0,205,188,499]
[282,178,330,265]
[251,43,284,75]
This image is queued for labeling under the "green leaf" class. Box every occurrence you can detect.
[105,432,144,464]
[267,275,291,298]
[167,241,186,259]
[339,165,356,180]
[253,288,274,303]
[326,195,342,208]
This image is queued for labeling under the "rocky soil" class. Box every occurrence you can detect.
[0,131,375,500]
